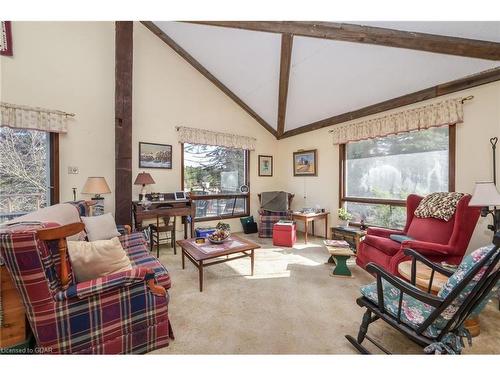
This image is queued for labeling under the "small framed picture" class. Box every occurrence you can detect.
[139,142,172,169]
[293,149,317,176]
[258,155,273,177]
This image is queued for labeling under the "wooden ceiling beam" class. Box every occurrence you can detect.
[278,67,500,139]
[141,21,277,138]
[277,34,293,137]
[188,21,500,61]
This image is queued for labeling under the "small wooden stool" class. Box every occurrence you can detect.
[326,247,355,277]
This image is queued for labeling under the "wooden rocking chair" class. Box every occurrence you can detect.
[346,233,500,354]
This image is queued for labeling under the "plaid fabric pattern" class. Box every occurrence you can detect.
[67,200,90,217]
[258,209,293,238]
[0,226,173,354]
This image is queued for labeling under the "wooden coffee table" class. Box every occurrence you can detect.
[177,235,260,292]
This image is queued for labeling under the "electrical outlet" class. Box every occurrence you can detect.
[68,166,79,174]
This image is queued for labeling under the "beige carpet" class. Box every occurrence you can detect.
[152,233,499,354]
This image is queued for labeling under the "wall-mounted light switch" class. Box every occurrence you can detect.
[68,166,79,174]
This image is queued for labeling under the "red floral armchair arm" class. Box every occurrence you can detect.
[366,227,404,238]
[56,267,165,300]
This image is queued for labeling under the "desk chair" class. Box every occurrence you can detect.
[149,205,177,258]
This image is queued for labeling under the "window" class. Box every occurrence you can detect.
[182,143,249,221]
[0,127,59,223]
[340,126,454,229]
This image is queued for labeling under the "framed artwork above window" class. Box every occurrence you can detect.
[339,125,455,229]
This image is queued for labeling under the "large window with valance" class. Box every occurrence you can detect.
[339,125,455,229]
[182,143,250,221]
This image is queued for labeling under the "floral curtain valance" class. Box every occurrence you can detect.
[330,98,464,145]
[1,102,73,133]
[176,126,256,150]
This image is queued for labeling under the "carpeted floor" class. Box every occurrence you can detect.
[152,232,499,354]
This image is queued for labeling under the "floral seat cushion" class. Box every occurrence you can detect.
[360,245,499,338]
[360,280,435,333]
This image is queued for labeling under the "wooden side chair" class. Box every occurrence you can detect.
[149,205,177,258]
[346,233,500,354]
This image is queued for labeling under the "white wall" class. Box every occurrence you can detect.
[1,22,116,213]
[132,22,281,232]
[276,81,500,251]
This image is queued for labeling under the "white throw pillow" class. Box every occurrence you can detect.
[81,213,121,241]
[68,237,133,282]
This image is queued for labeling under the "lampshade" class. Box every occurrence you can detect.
[469,182,500,207]
[81,177,111,195]
[134,172,155,186]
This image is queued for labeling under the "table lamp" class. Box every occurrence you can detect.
[134,172,155,201]
[81,177,111,216]
[81,177,111,199]
[469,181,500,233]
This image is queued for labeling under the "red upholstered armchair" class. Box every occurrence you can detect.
[356,194,480,276]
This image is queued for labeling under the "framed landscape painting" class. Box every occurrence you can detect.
[139,142,172,169]
[258,155,273,177]
[293,149,317,176]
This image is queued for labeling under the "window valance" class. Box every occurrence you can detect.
[330,98,465,145]
[176,126,256,150]
[1,102,74,134]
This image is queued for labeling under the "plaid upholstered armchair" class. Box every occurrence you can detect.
[258,192,294,238]
[0,204,173,354]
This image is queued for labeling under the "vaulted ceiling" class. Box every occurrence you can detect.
[142,21,500,139]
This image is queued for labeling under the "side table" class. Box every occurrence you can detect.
[292,212,329,244]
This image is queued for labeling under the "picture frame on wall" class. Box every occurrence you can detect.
[0,21,13,56]
[139,142,172,169]
[293,149,317,176]
[258,155,273,177]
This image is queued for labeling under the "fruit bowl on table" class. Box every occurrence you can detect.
[208,230,230,244]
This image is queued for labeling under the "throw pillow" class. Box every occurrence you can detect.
[414,192,466,221]
[68,237,132,282]
[81,213,121,241]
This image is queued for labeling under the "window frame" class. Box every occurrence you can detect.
[338,124,456,228]
[0,129,59,222]
[181,143,250,222]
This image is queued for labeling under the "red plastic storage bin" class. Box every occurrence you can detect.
[273,223,297,247]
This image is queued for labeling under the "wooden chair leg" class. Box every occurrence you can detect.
[172,229,177,255]
[149,225,153,252]
[156,231,160,258]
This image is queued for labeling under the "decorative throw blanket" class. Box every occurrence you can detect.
[414,192,466,221]
[260,191,289,212]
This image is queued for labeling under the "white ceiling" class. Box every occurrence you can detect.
[152,22,500,133]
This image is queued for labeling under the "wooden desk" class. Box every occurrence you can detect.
[132,198,195,239]
[398,261,481,337]
[292,212,329,243]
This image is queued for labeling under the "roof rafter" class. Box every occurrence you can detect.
[278,66,500,139]
[141,21,278,138]
[277,34,293,137]
[188,21,500,61]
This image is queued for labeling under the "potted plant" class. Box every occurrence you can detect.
[338,208,353,227]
